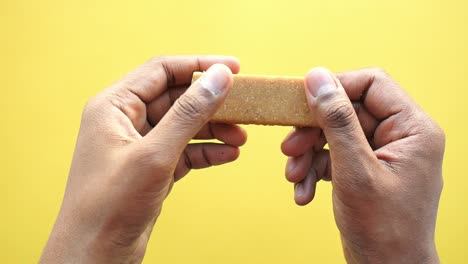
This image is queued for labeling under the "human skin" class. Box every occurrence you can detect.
[40,55,247,263]
[281,68,445,263]
[40,55,445,263]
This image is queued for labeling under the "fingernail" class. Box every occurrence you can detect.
[287,158,296,175]
[197,64,232,96]
[295,182,304,196]
[306,67,337,98]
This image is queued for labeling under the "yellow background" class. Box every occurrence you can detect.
[1,0,467,263]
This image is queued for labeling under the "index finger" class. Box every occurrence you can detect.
[109,55,240,103]
[336,68,417,120]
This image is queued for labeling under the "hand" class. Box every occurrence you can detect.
[281,68,444,263]
[40,55,247,263]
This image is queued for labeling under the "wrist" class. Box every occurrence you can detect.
[341,235,439,264]
[41,212,146,264]
[40,216,85,263]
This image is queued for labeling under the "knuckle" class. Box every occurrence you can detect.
[430,121,446,151]
[434,122,446,143]
[409,116,446,159]
[366,67,394,85]
[172,94,206,122]
[370,67,389,78]
[149,55,167,64]
[82,95,102,118]
[84,95,98,109]
[108,90,126,110]
[322,99,356,129]
[109,90,146,123]
[149,55,176,85]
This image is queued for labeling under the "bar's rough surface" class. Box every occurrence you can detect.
[192,72,316,127]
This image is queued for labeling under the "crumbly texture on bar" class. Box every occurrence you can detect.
[192,72,316,127]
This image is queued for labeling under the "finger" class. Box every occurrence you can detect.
[281,103,379,157]
[338,68,430,149]
[285,149,314,183]
[304,67,376,173]
[140,64,233,163]
[283,128,327,155]
[146,85,188,126]
[294,169,318,206]
[351,102,379,140]
[111,55,240,103]
[293,149,331,206]
[285,132,327,180]
[336,67,416,121]
[194,123,248,146]
[311,149,332,182]
[149,94,248,147]
[99,55,239,137]
[144,56,241,125]
[281,127,321,157]
[174,143,240,181]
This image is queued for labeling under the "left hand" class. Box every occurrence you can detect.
[40,55,247,263]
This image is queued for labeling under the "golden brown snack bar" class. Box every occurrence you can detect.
[192,72,316,127]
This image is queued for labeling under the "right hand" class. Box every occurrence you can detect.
[281,68,445,263]
[40,56,246,264]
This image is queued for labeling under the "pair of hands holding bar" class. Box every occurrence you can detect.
[40,55,445,263]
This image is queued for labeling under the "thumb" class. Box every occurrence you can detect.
[304,67,374,166]
[142,63,233,160]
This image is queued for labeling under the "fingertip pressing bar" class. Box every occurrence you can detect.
[192,72,316,127]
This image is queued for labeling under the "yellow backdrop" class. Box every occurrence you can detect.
[1,0,467,263]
